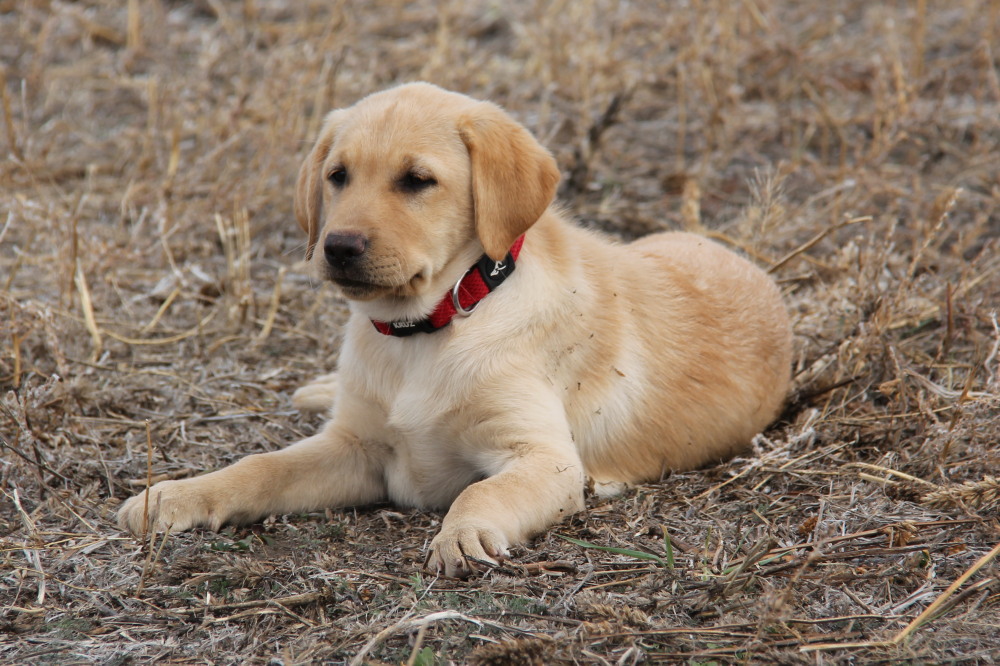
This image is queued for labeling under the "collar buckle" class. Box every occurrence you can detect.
[450,271,479,317]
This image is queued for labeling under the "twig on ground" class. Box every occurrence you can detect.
[350,611,485,666]
[768,216,870,274]
[891,540,1000,644]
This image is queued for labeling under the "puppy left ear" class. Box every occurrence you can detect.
[459,102,561,261]
[295,110,347,260]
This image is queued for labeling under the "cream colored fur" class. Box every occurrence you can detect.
[118,83,792,578]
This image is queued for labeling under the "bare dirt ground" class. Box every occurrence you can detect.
[2,1,999,663]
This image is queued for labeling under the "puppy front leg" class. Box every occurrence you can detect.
[117,420,385,535]
[427,441,586,578]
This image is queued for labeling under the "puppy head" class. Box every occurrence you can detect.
[294,83,560,314]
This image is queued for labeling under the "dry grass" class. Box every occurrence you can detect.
[2,0,999,663]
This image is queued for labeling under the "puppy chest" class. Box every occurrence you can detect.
[381,429,480,509]
[380,389,481,508]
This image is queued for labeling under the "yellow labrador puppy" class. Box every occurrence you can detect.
[119,83,792,577]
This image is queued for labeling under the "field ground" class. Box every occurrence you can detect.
[2,0,999,663]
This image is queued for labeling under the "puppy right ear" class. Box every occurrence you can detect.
[294,110,346,260]
[458,101,561,262]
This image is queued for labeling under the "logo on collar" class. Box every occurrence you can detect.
[370,235,525,337]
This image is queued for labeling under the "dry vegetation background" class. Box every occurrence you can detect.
[2,0,999,663]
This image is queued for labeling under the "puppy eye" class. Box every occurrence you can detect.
[328,167,347,187]
[399,170,437,193]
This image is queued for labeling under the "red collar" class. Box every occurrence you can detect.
[371,236,525,337]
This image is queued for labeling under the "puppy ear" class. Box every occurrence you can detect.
[294,110,346,260]
[459,102,561,261]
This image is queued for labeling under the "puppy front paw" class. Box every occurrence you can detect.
[291,372,338,413]
[426,523,510,578]
[117,480,227,535]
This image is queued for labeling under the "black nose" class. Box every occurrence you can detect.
[323,232,368,266]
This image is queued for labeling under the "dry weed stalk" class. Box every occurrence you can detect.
[680,177,702,231]
[0,64,21,160]
[73,266,103,363]
[922,476,1000,513]
[214,206,254,325]
[583,602,652,629]
[126,0,142,52]
[890,541,1000,645]
[468,638,551,666]
[350,611,485,666]
[10,488,46,605]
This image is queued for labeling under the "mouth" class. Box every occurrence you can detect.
[331,276,376,290]
[327,268,418,302]
[320,256,425,302]
[329,275,385,299]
